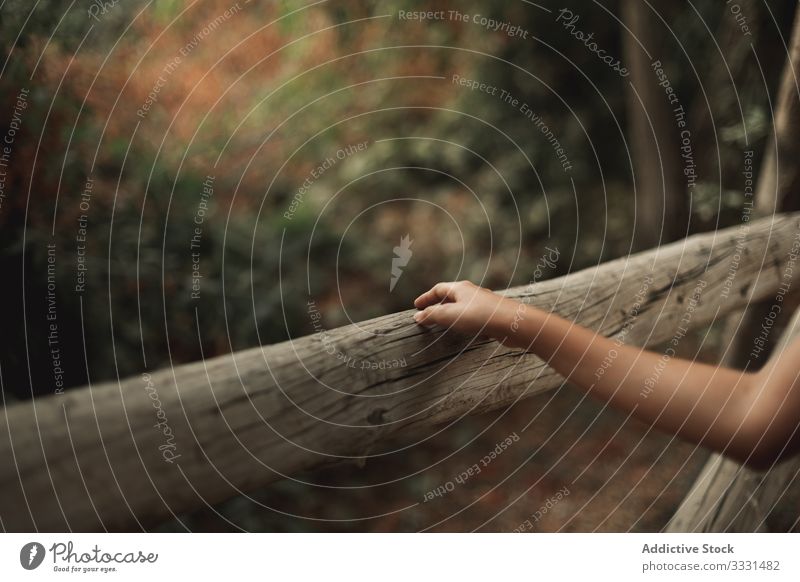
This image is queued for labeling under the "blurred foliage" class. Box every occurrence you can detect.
[0,0,796,391]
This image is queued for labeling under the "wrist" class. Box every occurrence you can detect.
[518,305,549,349]
[492,299,543,349]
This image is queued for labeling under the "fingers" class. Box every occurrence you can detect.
[413,282,459,309]
[413,304,454,327]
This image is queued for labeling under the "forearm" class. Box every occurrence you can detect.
[414,280,797,467]
[508,304,759,459]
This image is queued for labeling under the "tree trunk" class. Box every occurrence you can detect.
[755,7,800,214]
[622,0,687,250]
[722,4,800,368]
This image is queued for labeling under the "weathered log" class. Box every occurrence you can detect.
[666,308,800,532]
[664,454,800,532]
[1,213,799,531]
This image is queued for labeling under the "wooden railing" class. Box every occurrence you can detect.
[1,213,799,531]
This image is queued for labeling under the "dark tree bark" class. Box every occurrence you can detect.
[755,8,800,214]
[622,0,687,250]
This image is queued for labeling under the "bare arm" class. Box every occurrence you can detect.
[414,281,800,469]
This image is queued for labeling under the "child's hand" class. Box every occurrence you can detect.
[413,281,528,348]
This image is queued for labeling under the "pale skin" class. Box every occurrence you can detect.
[414,280,800,470]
